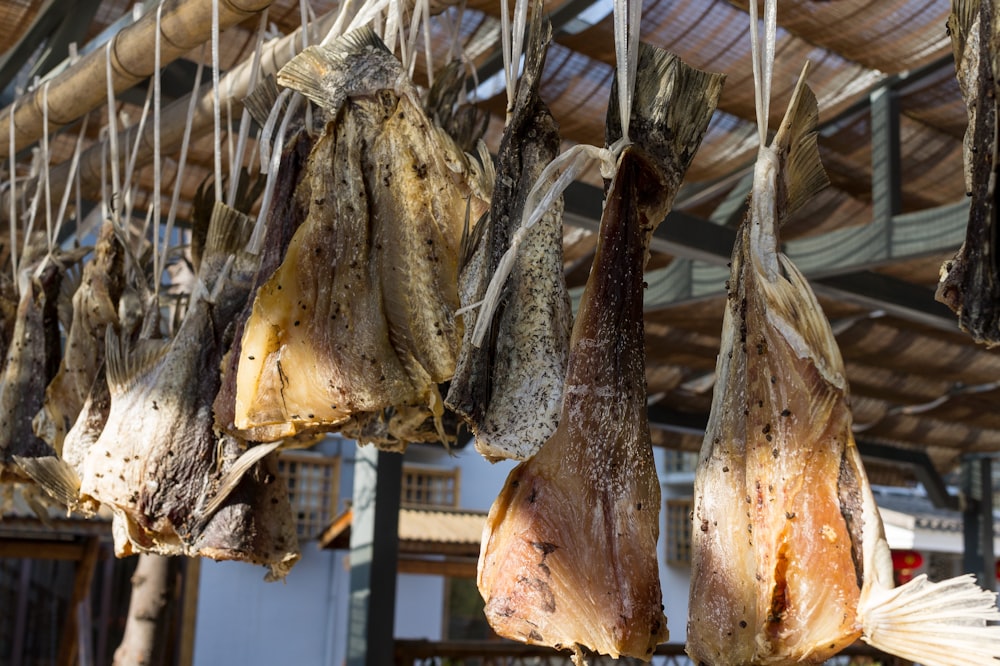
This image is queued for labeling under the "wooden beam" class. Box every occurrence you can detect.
[397,557,478,578]
[0,538,85,560]
[56,536,100,666]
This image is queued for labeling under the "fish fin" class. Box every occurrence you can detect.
[277,27,395,112]
[243,74,283,127]
[608,44,725,179]
[771,63,829,219]
[13,455,83,512]
[204,201,254,259]
[104,328,169,395]
[858,573,1000,666]
[948,0,977,64]
[200,440,282,518]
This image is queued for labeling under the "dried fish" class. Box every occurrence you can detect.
[233,28,487,446]
[687,57,1000,666]
[478,44,723,662]
[937,0,1000,345]
[0,250,85,482]
[446,5,571,462]
[76,204,298,579]
[33,220,124,454]
[214,127,315,443]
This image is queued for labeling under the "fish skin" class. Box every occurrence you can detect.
[0,259,65,482]
[79,206,299,578]
[0,269,17,365]
[34,220,124,455]
[478,44,723,662]
[937,0,1000,345]
[446,5,572,462]
[214,127,316,442]
[234,29,487,446]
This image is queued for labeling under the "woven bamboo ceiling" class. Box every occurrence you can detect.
[0,0,992,479]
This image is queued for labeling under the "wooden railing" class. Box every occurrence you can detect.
[394,640,908,666]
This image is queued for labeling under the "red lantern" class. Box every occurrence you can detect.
[891,550,924,570]
[891,549,924,584]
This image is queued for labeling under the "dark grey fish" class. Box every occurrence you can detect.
[445,4,571,462]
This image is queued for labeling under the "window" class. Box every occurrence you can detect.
[277,453,341,540]
[663,450,699,474]
[401,465,460,508]
[665,497,694,565]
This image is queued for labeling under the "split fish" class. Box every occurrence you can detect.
[0,253,78,482]
[33,220,124,454]
[478,44,723,663]
[446,4,572,462]
[937,0,1000,345]
[233,27,487,446]
[686,62,1000,666]
[75,204,299,579]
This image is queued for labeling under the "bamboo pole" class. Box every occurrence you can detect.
[0,9,338,225]
[0,0,275,160]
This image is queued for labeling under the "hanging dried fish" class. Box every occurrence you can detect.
[0,247,87,482]
[687,11,1000,662]
[232,27,487,446]
[478,44,723,663]
[74,205,298,579]
[32,220,124,454]
[937,0,1000,345]
[214,128,316,444]
[446,3,571,462]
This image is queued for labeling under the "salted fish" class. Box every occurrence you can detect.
[214,127,316,444]
[233,28,487,445]
[686,68,1000,666]
[0,258,67,482]
[937,0,1000,345]
[446,5,572,462]
[77,205,299,579]
[33,221,124,454]
[478,44,723,663]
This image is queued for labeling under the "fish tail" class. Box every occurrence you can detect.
[772,63,829,219]
[104,328,169,396]
[277,27,396,113]
[13,455,86,514]
[858,573,1000,666]
[609,44,725,186]
[243,74,283,128]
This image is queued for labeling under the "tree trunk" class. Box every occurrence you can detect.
[112,554,177,666]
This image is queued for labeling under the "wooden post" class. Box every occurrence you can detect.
[346,445,403,666]
[56,536,100,666]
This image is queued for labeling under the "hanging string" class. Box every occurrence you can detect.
[421,0,434,88]
[159,48,206,296]
[227,10,268,207]
[749,0,776,147]
[53,115,89,249]
[7,100,17,282]
[211,0,223,203]
[105,41,123,236]
[613,0,641,144]
[121,81,154,233]
[152,2,163,298]
[251,94,302,254]
[299,0,313,133]
[40,82,52,254]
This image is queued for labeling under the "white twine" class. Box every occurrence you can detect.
[160,49,206,295]
[7,100,16,282]
[228,10,268,207]
[153,2,163,296]
[749,0,776,148]
[212,0,223,203]
[40,82,52,254]
[250,94,303,255]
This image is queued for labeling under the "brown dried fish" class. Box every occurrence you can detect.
[687,66,1000,666]
[937,0,1000,345]
[33,220,124,454]
[77,205,298,579]
[0,258,64,482]
[233,27,487,446]
[446,4,571,462]
[478,44,723,662]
